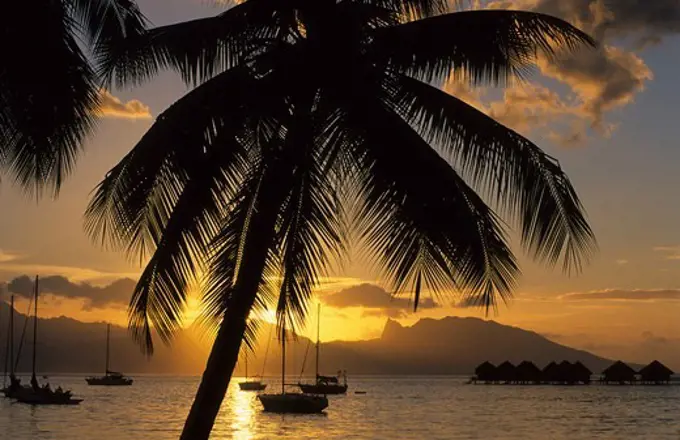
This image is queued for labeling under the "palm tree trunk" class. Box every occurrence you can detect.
[180,91,315,440]
[179,164,289,440]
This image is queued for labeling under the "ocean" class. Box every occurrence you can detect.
[0,375,678,439]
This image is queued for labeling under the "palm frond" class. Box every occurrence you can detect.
[96,0,298,88]
[340,93,518,312]
[84,66,281,258]
[353,0,449,19]
[371,10,595,84]
[71,0,148,54]
[389,74,596,272]
[274,114,347,335]
[126,125,252,354]
[0,0,99,197]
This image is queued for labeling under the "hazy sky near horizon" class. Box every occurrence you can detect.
[2,0,680,366]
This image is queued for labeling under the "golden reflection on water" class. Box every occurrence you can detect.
[229,383,256,440]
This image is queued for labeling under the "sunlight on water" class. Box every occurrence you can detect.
[1,376,680,439]
[228,384,255,440]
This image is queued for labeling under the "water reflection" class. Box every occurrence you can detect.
[230,385,256,440]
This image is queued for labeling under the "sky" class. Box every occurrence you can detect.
[2,0,680,367]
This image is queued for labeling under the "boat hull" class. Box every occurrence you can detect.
[239,381,267,391]
[258,393,328,413]
[298,383,348,395]
[14,389,82,405]
[86,376,133,386]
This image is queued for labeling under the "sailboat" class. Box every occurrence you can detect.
[238,350,266,391]
[15,276,83,405]
[298,304,348,395]
[86,324,133,386]
[257,320,328,413]
[2,295,27,398]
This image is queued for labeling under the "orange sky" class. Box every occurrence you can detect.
[3,0,680,368]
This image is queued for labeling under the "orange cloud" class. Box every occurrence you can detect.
[0,249,21,263]
[96,90,152,120]
[458,1,657,145]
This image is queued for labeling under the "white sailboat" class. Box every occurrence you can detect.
[86,323,133,386]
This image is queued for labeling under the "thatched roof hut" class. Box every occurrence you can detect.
[516,361,541,384]
[602,361,636,384]
[496,361,516,383]
[475,362,497,382]
[639,360,674,384]
[542,361,559,383]
[572,361,593,384]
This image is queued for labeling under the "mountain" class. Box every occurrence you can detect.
[0,301,624,375]
[271,317,622,376]
[0,302,209,375]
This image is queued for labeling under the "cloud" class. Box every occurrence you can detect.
[561,289,680,302]
[96,90,152,120]
[0,250,21,263]
[457,0,665,145]
[322,283,439,317]
[653,246,680,260]
[6,275,136,309]
[615,259,629,265]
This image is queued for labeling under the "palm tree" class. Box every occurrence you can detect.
[86,1,597,438]
[0,0,146,196]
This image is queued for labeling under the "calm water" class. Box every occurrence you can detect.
[0,375,679,439]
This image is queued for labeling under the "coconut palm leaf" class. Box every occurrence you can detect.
[274,131,347,333]
[372,10,595,84]
[389,74,596,272]
[336,92,518,311]
[97,0,298,87]
[71,0,148,51]
[85,65,279,256]
[1,0,99,196]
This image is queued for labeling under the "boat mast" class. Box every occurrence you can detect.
[244,351,248,381]
[281,322,286,394]
[9,295,14,378]
[31,275,38,385]
[105,323,110,374]
[315,303,320,379]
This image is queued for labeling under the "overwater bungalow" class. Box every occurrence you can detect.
[572,361,593,385]
[516,361,542,384]
[542,361,560,384]
[474,362,497,383]
[601,361,636,385]
[638,360,674,385]
[496,361,516,384]
[556,361,575,384]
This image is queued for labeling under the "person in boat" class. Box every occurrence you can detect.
[317,375,339,384]
[31,375,39,391]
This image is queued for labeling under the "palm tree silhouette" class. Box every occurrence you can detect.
[0,0,146,196]
[86,1,597,438]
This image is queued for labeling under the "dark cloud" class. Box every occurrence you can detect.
[562,289,680,302]
[469,0,665,144]
[323,283,439,317]
[7,275,136,309]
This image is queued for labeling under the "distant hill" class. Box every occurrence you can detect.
[0,302,626,375]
